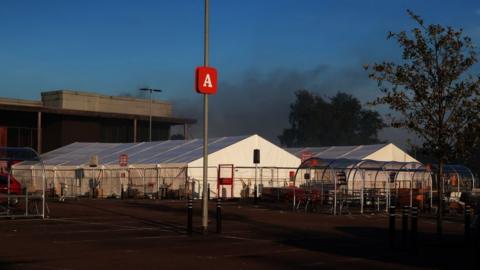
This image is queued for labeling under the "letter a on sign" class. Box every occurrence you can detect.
[203,74,212,88]
[195,66,217,94]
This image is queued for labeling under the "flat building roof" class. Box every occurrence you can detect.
[0,90,195,125]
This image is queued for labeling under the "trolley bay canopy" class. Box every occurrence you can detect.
[293,157,476,214]
[0,147,41,162]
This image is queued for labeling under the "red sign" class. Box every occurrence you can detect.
[119,154,128,167]
[195,66,218,94]
[219,178,233,185]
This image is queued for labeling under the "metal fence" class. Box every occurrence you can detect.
[288,158,477,215]
[0,172,46,218]
[10,163,477,216]
[11,166,297,201]
[1,147,46,219]
[13,166,188,200]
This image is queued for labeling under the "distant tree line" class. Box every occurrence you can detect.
[279,90,384,147]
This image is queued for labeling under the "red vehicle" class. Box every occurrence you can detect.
[0,173,21,205]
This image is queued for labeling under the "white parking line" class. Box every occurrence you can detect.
[47,218,146,229]
[220,248,301,258]
[10,264,72,270]
[220,235,272,242]
[302,261,326,267]
[54,227,159,234]
[52,234,187,244]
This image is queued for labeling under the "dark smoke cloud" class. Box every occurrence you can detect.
[116,65,419,148]
[172,65,381,144]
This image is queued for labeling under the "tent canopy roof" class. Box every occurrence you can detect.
[286,144,388,160]
[299,158,422,171]
[285,143,418,163]
[18,136,250,167]
[0,147,40,162]
[298,157,475,180]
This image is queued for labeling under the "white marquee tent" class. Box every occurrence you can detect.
[13,134,301,199]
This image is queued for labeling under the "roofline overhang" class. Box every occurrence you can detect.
[0,103,196,125]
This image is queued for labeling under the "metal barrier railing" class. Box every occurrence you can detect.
[0,147,46,219]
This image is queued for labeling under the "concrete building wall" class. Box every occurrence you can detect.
[43,115,169,152]
[41,90,172,117]
[0,90,194,154]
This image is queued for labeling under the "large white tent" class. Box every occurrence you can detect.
[13,134,301,199]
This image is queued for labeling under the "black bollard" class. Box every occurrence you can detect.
[216,198,222,234]
[207,184,210,201]
[121,184,124,200]
[187,198,193,235]
[402,205,409,248]
[389,205,396,249]
[410,206,418,253]
[465,205,471,244]
[477,216,480,255]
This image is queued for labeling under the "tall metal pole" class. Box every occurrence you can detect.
[254,164,257,204]
[139,88,162,142]
[149,90,152,142]
[37,111,42,154]
[202,0,210,233]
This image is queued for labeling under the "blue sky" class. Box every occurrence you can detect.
[1,0,479,144]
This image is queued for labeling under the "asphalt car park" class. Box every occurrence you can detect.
[0,199,477,270]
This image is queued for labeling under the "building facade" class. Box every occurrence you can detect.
[0,90,195,153]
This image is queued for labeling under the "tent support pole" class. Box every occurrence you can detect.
[334,170,337,216]
[430,173,433,209]
[361,170,365,214]
[156,166,160,199]
[410,171,413,208]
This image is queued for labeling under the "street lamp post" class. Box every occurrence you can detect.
[139,88,162,142]
[202,0,210,234]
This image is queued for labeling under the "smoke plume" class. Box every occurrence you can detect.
[172,65,378,143]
